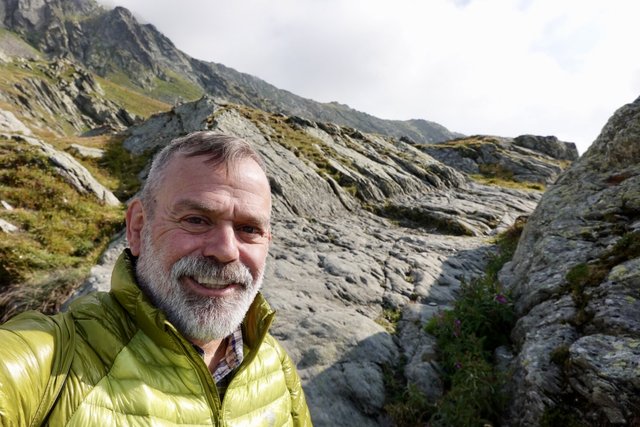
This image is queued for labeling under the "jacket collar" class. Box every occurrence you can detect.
[110,249,275,353]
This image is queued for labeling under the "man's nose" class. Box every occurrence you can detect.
[202,224,239,263]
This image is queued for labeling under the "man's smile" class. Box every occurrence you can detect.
[183,276,243,297]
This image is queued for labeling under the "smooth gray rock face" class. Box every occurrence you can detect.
[500,96,640,426]
[0,24,42,60]
[68,143,104,159]
[97,97,547,425]
[0,109,32,135]
[0,218,19,233]
[513,134,579,161]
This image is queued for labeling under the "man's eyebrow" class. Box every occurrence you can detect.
[171,199,217,214]
[171,199,271,226]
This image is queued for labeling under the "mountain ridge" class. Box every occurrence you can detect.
[1,0,637,425]
[0,0,462,144]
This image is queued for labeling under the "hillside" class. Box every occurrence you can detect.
[0,51,560,425]
[1,2,638,426]
[0,0,461,144]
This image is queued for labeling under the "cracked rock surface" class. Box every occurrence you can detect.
[69,96,550,425]
[500,96,640,426]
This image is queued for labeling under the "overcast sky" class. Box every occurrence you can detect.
[99,0,640,154]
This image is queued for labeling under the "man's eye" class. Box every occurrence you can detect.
[183,217,208,226]
[238,225,260,235]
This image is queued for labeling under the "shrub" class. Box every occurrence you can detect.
[423,220,524,426]
[384,383,433,426]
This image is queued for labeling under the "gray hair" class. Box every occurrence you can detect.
[138,131,268,216]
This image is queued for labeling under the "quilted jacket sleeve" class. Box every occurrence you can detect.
[0,311,74,427]
[274,340,312,426]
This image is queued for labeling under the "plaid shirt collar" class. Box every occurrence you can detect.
[193,327,244,384]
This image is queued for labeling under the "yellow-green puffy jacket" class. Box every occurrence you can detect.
[0,250,312,426]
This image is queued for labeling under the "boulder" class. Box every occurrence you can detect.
[0,218,19,233]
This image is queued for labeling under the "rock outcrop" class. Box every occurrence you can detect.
[421,135,578,185]
[66,96,546,425]
[0,57,138,134]
[500,96,640,425]
[0,108,120,206]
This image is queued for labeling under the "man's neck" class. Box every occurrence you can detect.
[192,338,227,375]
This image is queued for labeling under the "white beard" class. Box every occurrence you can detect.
[135,226,264,342]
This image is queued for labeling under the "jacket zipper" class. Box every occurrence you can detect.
[167,324,224,426]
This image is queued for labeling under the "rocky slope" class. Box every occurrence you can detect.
[5,0,635,424]
[499,96,640,425]
[0,49,141,135]
[0,0,461,144]
[61,95,548,425]
[421,134,578,185]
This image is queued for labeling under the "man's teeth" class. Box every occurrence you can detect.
[194,276,232,289]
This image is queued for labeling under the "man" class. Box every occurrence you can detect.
[0,132,312,426]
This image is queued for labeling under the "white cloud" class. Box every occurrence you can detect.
[98,0,640,154]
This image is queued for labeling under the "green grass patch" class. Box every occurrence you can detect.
[94,136,151,201]
[105,68,204,105]
[148,69,204,103]
[375,307,402,334]
[471,163,546,191]
[96,75,171,118]
[44,133,150,201]
[384,380,433,426]
[0,140,123,322]
[382,353,434,425]
[470,174,546,191]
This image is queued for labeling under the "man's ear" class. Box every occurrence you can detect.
[126,199,145,256]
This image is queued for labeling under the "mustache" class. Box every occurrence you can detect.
[170,256,254,288]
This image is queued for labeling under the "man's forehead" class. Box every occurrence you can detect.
[167,152,265,176]
[164,153,272,206]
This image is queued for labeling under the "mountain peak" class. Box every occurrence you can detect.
[0,0,462,143]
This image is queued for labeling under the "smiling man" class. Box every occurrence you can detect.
[0,132,312,426]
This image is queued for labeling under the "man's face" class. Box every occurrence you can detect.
[126,154,272,343]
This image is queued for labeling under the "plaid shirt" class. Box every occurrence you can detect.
[193,327,244,391]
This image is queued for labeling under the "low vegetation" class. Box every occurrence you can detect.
[96,75,171,118]
[383,360,434,426]
[471,163,545,191]
[375,307,402,334]
[383,219,525,426]
[564,229,640,329]
[0,139,124,322]
[0,52,163,322]
[470,173,545,192]
[105,68,204,105]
